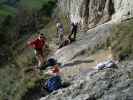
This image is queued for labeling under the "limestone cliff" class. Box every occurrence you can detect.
[58,0,133,29]
[54,0,133,65]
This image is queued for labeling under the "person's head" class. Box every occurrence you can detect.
[71,22,74,26]
[38,33,45,40]
[53,63,60,68]
[47,58,57,67]
[47,58,61,67]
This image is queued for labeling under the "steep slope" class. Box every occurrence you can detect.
[40,15,133,100]
[53,0,133,64]
[40,60,133,100]
[0,1,57,100]
[39,1,133,100]
[53,22,112,64]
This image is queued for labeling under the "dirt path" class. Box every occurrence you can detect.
[61,50,113,80]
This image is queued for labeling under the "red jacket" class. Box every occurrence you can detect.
[28,38,45,49]
[52,66,60,73]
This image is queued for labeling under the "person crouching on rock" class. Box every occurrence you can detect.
[45,58,62,92]
[27,33,47,68]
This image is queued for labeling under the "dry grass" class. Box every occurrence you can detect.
[106,19,133,60]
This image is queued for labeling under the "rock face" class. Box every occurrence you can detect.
[44,1,133,100]
[58,0,133,29]
[112,0,133,22]
[55,0,133,64]
[40,61,133,100]
[53,22,112,64]
[80,0,114,29]
[58,0,83,23]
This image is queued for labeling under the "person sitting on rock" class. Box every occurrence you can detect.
[45,58,62,92]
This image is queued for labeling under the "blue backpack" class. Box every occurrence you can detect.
[47,76,62,92]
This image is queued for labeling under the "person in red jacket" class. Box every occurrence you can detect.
[27,33,47,68]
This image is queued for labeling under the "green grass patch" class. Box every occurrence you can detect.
[20,0,55,10]
[0,34,43,100]
[0,0,57,99]
[0,5,16,17]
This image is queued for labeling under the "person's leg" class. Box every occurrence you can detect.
[34,49,43,68]
[58,33,61,46]
[68,30,73,41]
[58,33,64,47]
[37,55,42,68]
[33,50,41,76]
[34,50,40,67]
[73,30,77,41]
[39,49,46,67]
[56,28,59,35]
[40,55,46,66]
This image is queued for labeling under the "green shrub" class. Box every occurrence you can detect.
[39,0,57,17]
[0,1,57,99]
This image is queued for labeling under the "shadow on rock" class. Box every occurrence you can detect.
[63,59,94,67]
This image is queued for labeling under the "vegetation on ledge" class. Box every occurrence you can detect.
[106,19,133,60]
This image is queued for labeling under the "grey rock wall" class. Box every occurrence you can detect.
[58,0,83,23]
[112,0,133,22]
[55,0,133,65]
[53,22,113,64]
[58,0,133,29]
[80,0,114,29]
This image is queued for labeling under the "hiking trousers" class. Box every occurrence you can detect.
[69,29,77,40]
[58,32,64,46]
[34,48,46,67]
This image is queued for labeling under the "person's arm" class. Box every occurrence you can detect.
[48,66,61,76]
[56,23,59,34]
[43,38,49,48]
[45,70,57,76]
[27,39,36,48]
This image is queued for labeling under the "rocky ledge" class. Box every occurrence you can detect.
[40,60,133,100]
